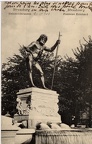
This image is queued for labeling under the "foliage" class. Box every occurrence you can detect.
[72,37,92,127]
[49,36,92,126]
[58,36,92,126]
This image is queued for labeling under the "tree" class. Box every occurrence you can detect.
[72,36,92,127]
[58,36,92,127]
[57,57,79,125]
[2,53,27,116]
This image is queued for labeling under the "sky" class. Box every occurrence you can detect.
[1,1,92,63]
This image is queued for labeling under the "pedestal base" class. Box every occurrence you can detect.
[28,108,61,128]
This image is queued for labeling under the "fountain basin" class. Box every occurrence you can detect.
[35,129,92,144]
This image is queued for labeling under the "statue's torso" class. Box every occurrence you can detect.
[27,41,45,58]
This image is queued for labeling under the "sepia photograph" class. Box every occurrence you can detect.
[1,1,92,144]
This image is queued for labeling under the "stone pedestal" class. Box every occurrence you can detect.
[17,87,61,128]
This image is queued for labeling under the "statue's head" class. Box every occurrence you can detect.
[37,34,48,46]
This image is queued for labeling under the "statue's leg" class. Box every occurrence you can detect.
[35,62,48,89]
[28,55,36,87]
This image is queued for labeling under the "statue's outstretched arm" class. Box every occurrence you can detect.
[44,40,60,52]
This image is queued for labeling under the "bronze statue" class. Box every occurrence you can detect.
[24,34,60,89]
